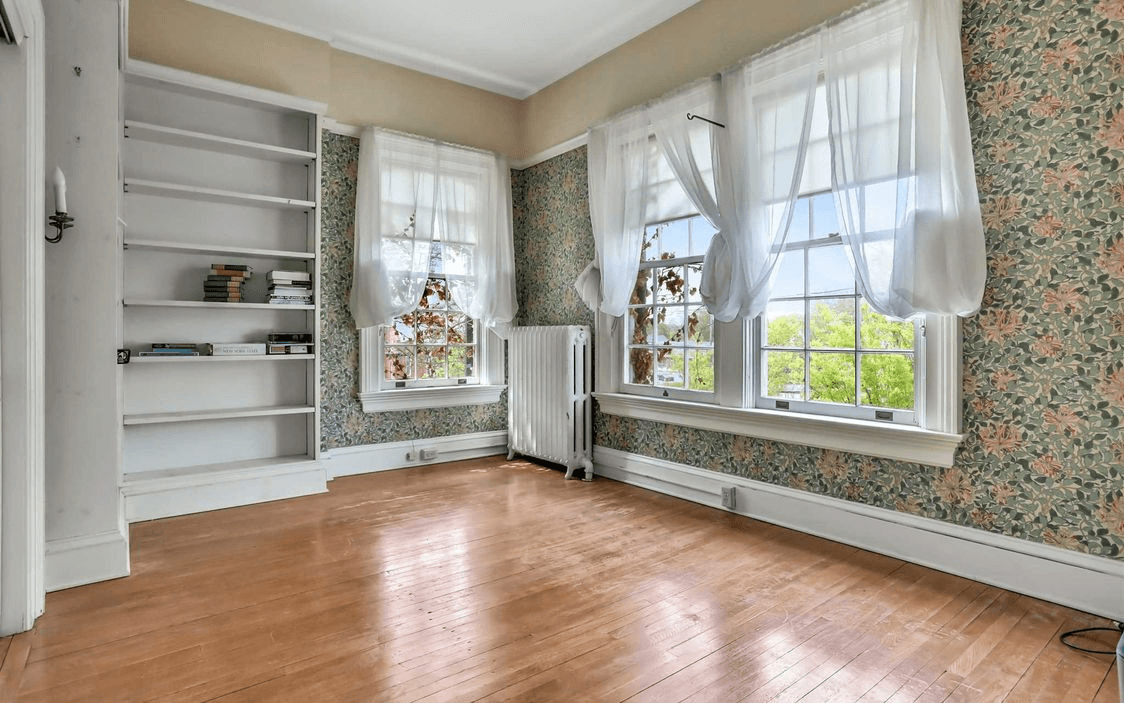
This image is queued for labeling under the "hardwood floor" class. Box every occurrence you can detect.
[0,456,1118,702]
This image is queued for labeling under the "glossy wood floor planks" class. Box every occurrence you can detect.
[0,456,1118,702]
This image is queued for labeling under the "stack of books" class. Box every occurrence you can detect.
[268,270,312,306]
[205,342,267,356]
[205,264,252,303]
[137,343,200,357]
[267,332,313,355]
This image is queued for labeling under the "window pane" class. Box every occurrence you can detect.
[765,300,804,348]
[656,348,685,388]
[686,262,704,303]
[659,218,690,259]
[447,314,472,344]
[415,311,447,344]
[860,353,915,410]
[689,216,717,256]
[629,307,655,345]
[384,346,414,381]
[385,319,415,344]
[787,197,810,243]
[807,245,856,296]
[656,266,687,304]
[809,298,856,350]
[771,251,805,299]
[418,278,448,310]
[416,346,446,379]
[686,305,713,345]
[630,268,653,305]
[860,303,914,351]
[629,348,654,385]
[809,352,857,404]
[811,192,839,239]
[764,350,805,400]
[448,345,476,378]
[660,305,687,345]
[686,348,714,392]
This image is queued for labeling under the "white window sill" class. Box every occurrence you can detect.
[594,392,962,468]
[361,385,506,413]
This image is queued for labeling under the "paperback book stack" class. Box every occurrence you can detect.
[137,343,201,358]
[268,270,312,306]
[267,332,313,355]
[205,264,252,303]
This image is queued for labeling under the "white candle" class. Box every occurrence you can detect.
[52,167,67,213]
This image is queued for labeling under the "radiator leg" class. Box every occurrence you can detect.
[564,463,576,480]
[507,448,515,461]
[581,458,594,482]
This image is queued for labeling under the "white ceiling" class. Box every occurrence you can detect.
[186,0,701,99]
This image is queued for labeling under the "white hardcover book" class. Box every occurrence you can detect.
[208,342,267,355]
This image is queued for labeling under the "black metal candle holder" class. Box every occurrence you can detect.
[47,212,73,243]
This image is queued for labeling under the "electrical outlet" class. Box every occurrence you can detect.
[721,486,737,510]
[420,448,438,460]
[405,451,417,461]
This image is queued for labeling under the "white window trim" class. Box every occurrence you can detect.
[596,312,963,468]
[358,326,506,412]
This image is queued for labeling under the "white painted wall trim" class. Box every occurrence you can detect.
[124,58,328,115]
[45,528,129,592]
[596,392,962,468]
[360,385,506,413]
[322,117,361,138]
[122,460,328,522]
[511,132,588,170]
[0,0,46,637]
[323,430,508,479]
[594,446,1124,621]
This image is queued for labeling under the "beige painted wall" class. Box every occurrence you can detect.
[130,0,866,159]
[521,0,863,156]
[128,0,522,155]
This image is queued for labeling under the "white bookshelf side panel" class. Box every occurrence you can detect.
[122,191,310,253]
[123,414,311,475]
[122,361,310,415]
[124,79,313,152]
[123,306,314,352]
[123,139,311,204]
[124,249,313,304]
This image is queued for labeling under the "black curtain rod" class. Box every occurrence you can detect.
[686,112,726,128]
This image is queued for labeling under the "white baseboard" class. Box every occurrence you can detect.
[123,460,328,523]
[45,528,130,592]
[594,446,1124,621]
[323,431,509,479]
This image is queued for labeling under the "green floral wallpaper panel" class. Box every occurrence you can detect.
[319,133,506,451]
[511,0,1124,559]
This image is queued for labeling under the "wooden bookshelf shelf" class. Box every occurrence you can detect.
[124,299,315,310]
[124,120,317,163]
[124,239,315,260]
[129,354,315,363]
[123,179,316,211]
[123,405,316,426]
[122,455,319,486]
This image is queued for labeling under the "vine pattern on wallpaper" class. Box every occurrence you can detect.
[515,1,1124,558]
[319,133,506,451]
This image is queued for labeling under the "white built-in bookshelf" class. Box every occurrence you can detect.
[119,60,328,521]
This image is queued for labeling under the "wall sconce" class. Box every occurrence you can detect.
[47,166,73,243]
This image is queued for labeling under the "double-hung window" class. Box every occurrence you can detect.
[352,128,512,412]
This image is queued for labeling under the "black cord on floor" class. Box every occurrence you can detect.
[1059,623,1123,655]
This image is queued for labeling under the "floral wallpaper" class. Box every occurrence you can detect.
[319,133,506,451]
[513,0,1124,559]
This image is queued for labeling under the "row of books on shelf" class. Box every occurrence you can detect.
[201,265,313,305]
[135,333,313,357]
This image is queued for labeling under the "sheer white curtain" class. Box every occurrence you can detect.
[351,127,517,334]
[701,36,821,322]
[577,111,652,317]
[825,0,985,319]
[648,78,722,234]
[436,146,518,336]
[351,128,438,330]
